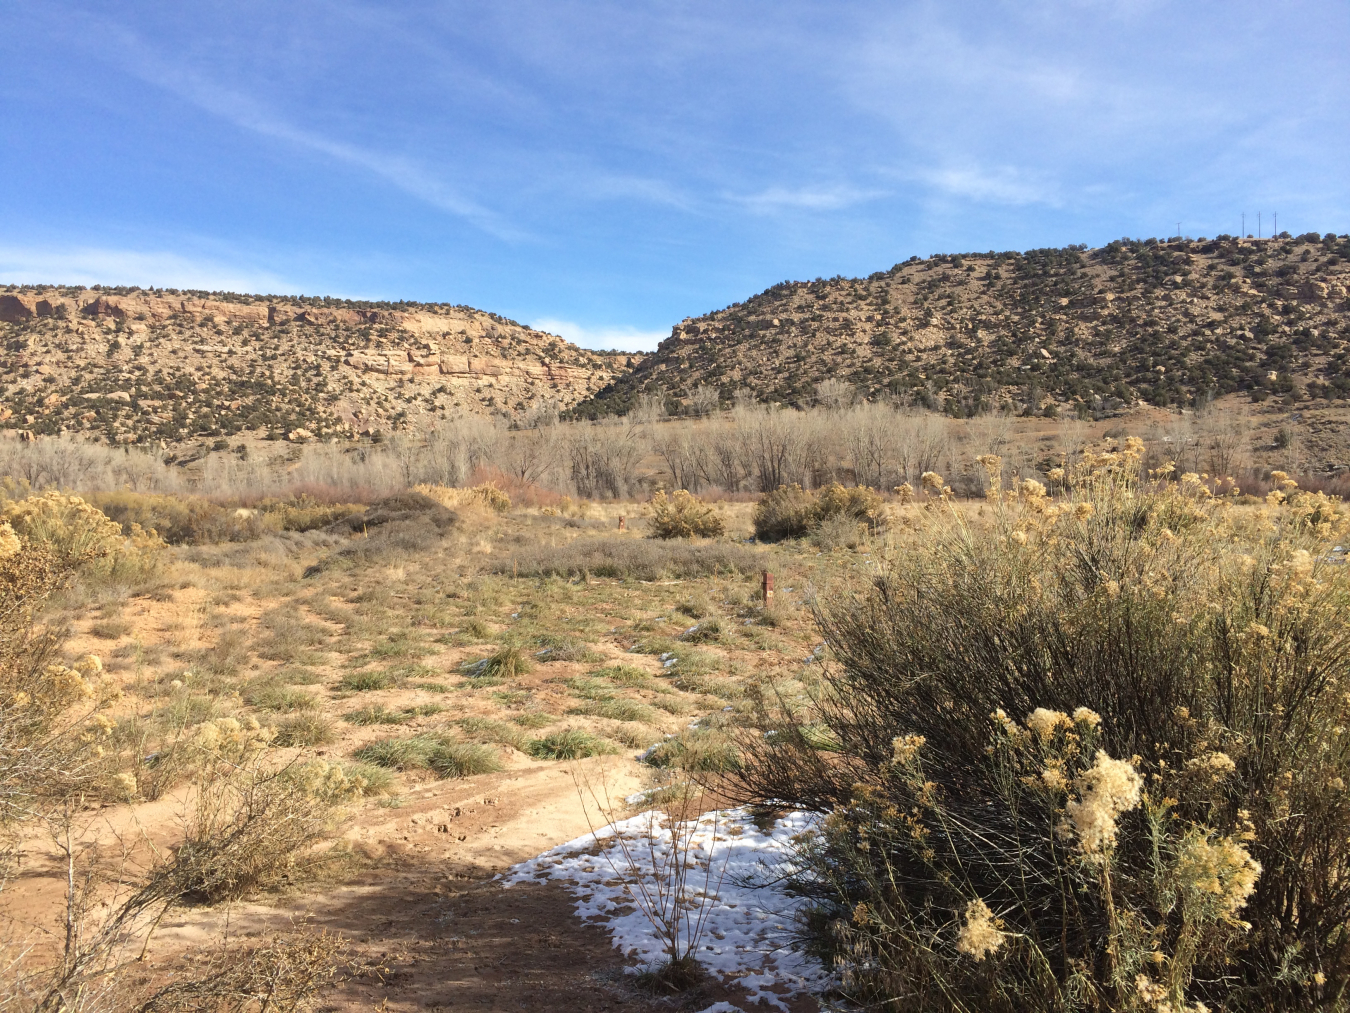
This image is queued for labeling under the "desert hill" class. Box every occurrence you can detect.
[0,286,638,445]
[574,232,1350,419]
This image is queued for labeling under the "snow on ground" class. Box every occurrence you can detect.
[503,807,830,1010]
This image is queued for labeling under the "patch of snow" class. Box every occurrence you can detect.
[695,1004,747,1013]
[504,808,829,1009]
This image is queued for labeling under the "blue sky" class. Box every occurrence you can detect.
[1,2,1346,351]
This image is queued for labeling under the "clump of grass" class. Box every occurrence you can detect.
[674,593,711,619]
[276,666,322,685]
[678,617,723,644]
[191,627,251,680]
[458,618,491,639]
[565,675,615,700]
[338,669,400,692]
[346,703,446,726]
[673,673,743,700]
[666,648,721,678]
[243,679,317,712]
[533,634,600,663]
[643,728,740,773]
[568,698,656,724]
[252,608,330,663]
[651,695,691,715]
[272,713,337,747]
[344,705,412,726]
[340,760,398,795]
[742,627,788,652]
[457,716,529,750]
[89,618,131,640]
[527,728,618,760]
[604,722,662,749]
[461,645,532,680]
[511,711,556,729]
[356,631,434,662]
[352,733,502,778]
[592,664,652,687]
[412,681,452,693]
[629,637,680,657]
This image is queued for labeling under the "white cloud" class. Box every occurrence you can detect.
[730,184,884,213]
[918,164,1063,207]
[531,317,667,353]
[0,244,294,294]
[68,13,520,240]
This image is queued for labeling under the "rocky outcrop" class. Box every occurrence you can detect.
[0,296,34,322]
[80,297,128,319]
[344,351,415,376]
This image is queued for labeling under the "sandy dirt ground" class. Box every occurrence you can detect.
[7,753,816,1010]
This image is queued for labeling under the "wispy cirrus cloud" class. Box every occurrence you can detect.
[729,184,885,213]
[67,11,520,240]
[917,164,1064,208]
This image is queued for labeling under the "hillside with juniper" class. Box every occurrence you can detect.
[575,231,1350,419]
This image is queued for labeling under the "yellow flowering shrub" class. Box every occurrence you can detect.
[3,491,126,565]
[1,490,165,580]
[737,440,1350,1010]
[648,489,725,539]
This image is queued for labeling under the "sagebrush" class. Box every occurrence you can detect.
[735,442,1350,1011]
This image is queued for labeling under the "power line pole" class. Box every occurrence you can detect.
[1273,212,1277,236]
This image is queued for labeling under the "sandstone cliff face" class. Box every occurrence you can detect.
[0,287,642,445]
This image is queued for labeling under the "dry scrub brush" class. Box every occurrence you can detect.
[574,770,730,992]
[0,503,363,1010]
[733,440,1350,1011]
[648,490,724,540]
[8,723,371,1011]
[752,482,881,542]
[0,504,152,849]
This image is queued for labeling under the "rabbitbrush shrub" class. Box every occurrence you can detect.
[734,442,1350,1011]
[751,484,818,541]
[752,482,880,542]
[648,489,725,539]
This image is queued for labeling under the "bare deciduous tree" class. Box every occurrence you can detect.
[814,379,855,413]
